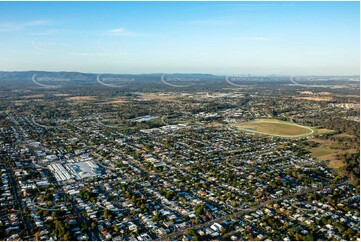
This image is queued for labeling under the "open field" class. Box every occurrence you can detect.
[316,128,334,134]
[294,96,332,101]
[66,96,96,101]
[138,93,185,101]
[12,100,26,106]
[206,122,224,127]
[332,133,355,138]
[101,98,129,105]
[234,119,315,138]
[22,94,45,99]
[53,93,71,97]
[298,91,314,95]
[318,92,332,95]
[307,137,357,168]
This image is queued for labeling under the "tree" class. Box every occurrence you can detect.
[35,231,41,241]
[283,221,289,229]
[113,224,119,232]
[152,213,160,222]
[304,234,314,241]
[195,204,204,217]
[295,233,302,241]
[104,209,112,220]
[188,228,196,236]
[63,233,70,240]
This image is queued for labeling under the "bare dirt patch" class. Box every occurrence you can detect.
[333,133,355,138]
[328,159,345,169]
[318,92,332,95]
[53,93,71,97]
[139,93,182,101]
[298,91,313,95]
[331,85,349,89]
[206,122,223,127]
[66,96,96,101]
[14,100,26,106]
[308,138,357,168]
[294,96,332,101]
[22,94,45,99]
[102,99,129,105]
[317,128,334,134]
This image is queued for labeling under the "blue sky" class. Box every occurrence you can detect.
[0,1,359,75]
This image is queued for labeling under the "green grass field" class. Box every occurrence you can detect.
[234,119,315,138]
[310,148,331,158]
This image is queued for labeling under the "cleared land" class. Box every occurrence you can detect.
[23,94,45,99]
[294,96,332,101]
[298,91,314,95]
[53,93,71,97]
[138,93,182,101]
[235,119,314,138]
[66,96,96,101]
[101,98,129,105]
[206,122,224,127]
[307,137,357,168]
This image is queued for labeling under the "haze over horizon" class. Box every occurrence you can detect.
[0,1,359,75]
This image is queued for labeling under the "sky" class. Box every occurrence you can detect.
[0,1,359,75]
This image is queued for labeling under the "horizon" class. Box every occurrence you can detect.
[0,1,360,75]
[0,70,360,77]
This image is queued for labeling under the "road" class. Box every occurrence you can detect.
[5,164,32,236]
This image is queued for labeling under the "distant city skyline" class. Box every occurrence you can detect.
[0,1,359,75]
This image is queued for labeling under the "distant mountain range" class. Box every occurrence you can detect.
[0,71,358,85]
[0,71,221,81]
